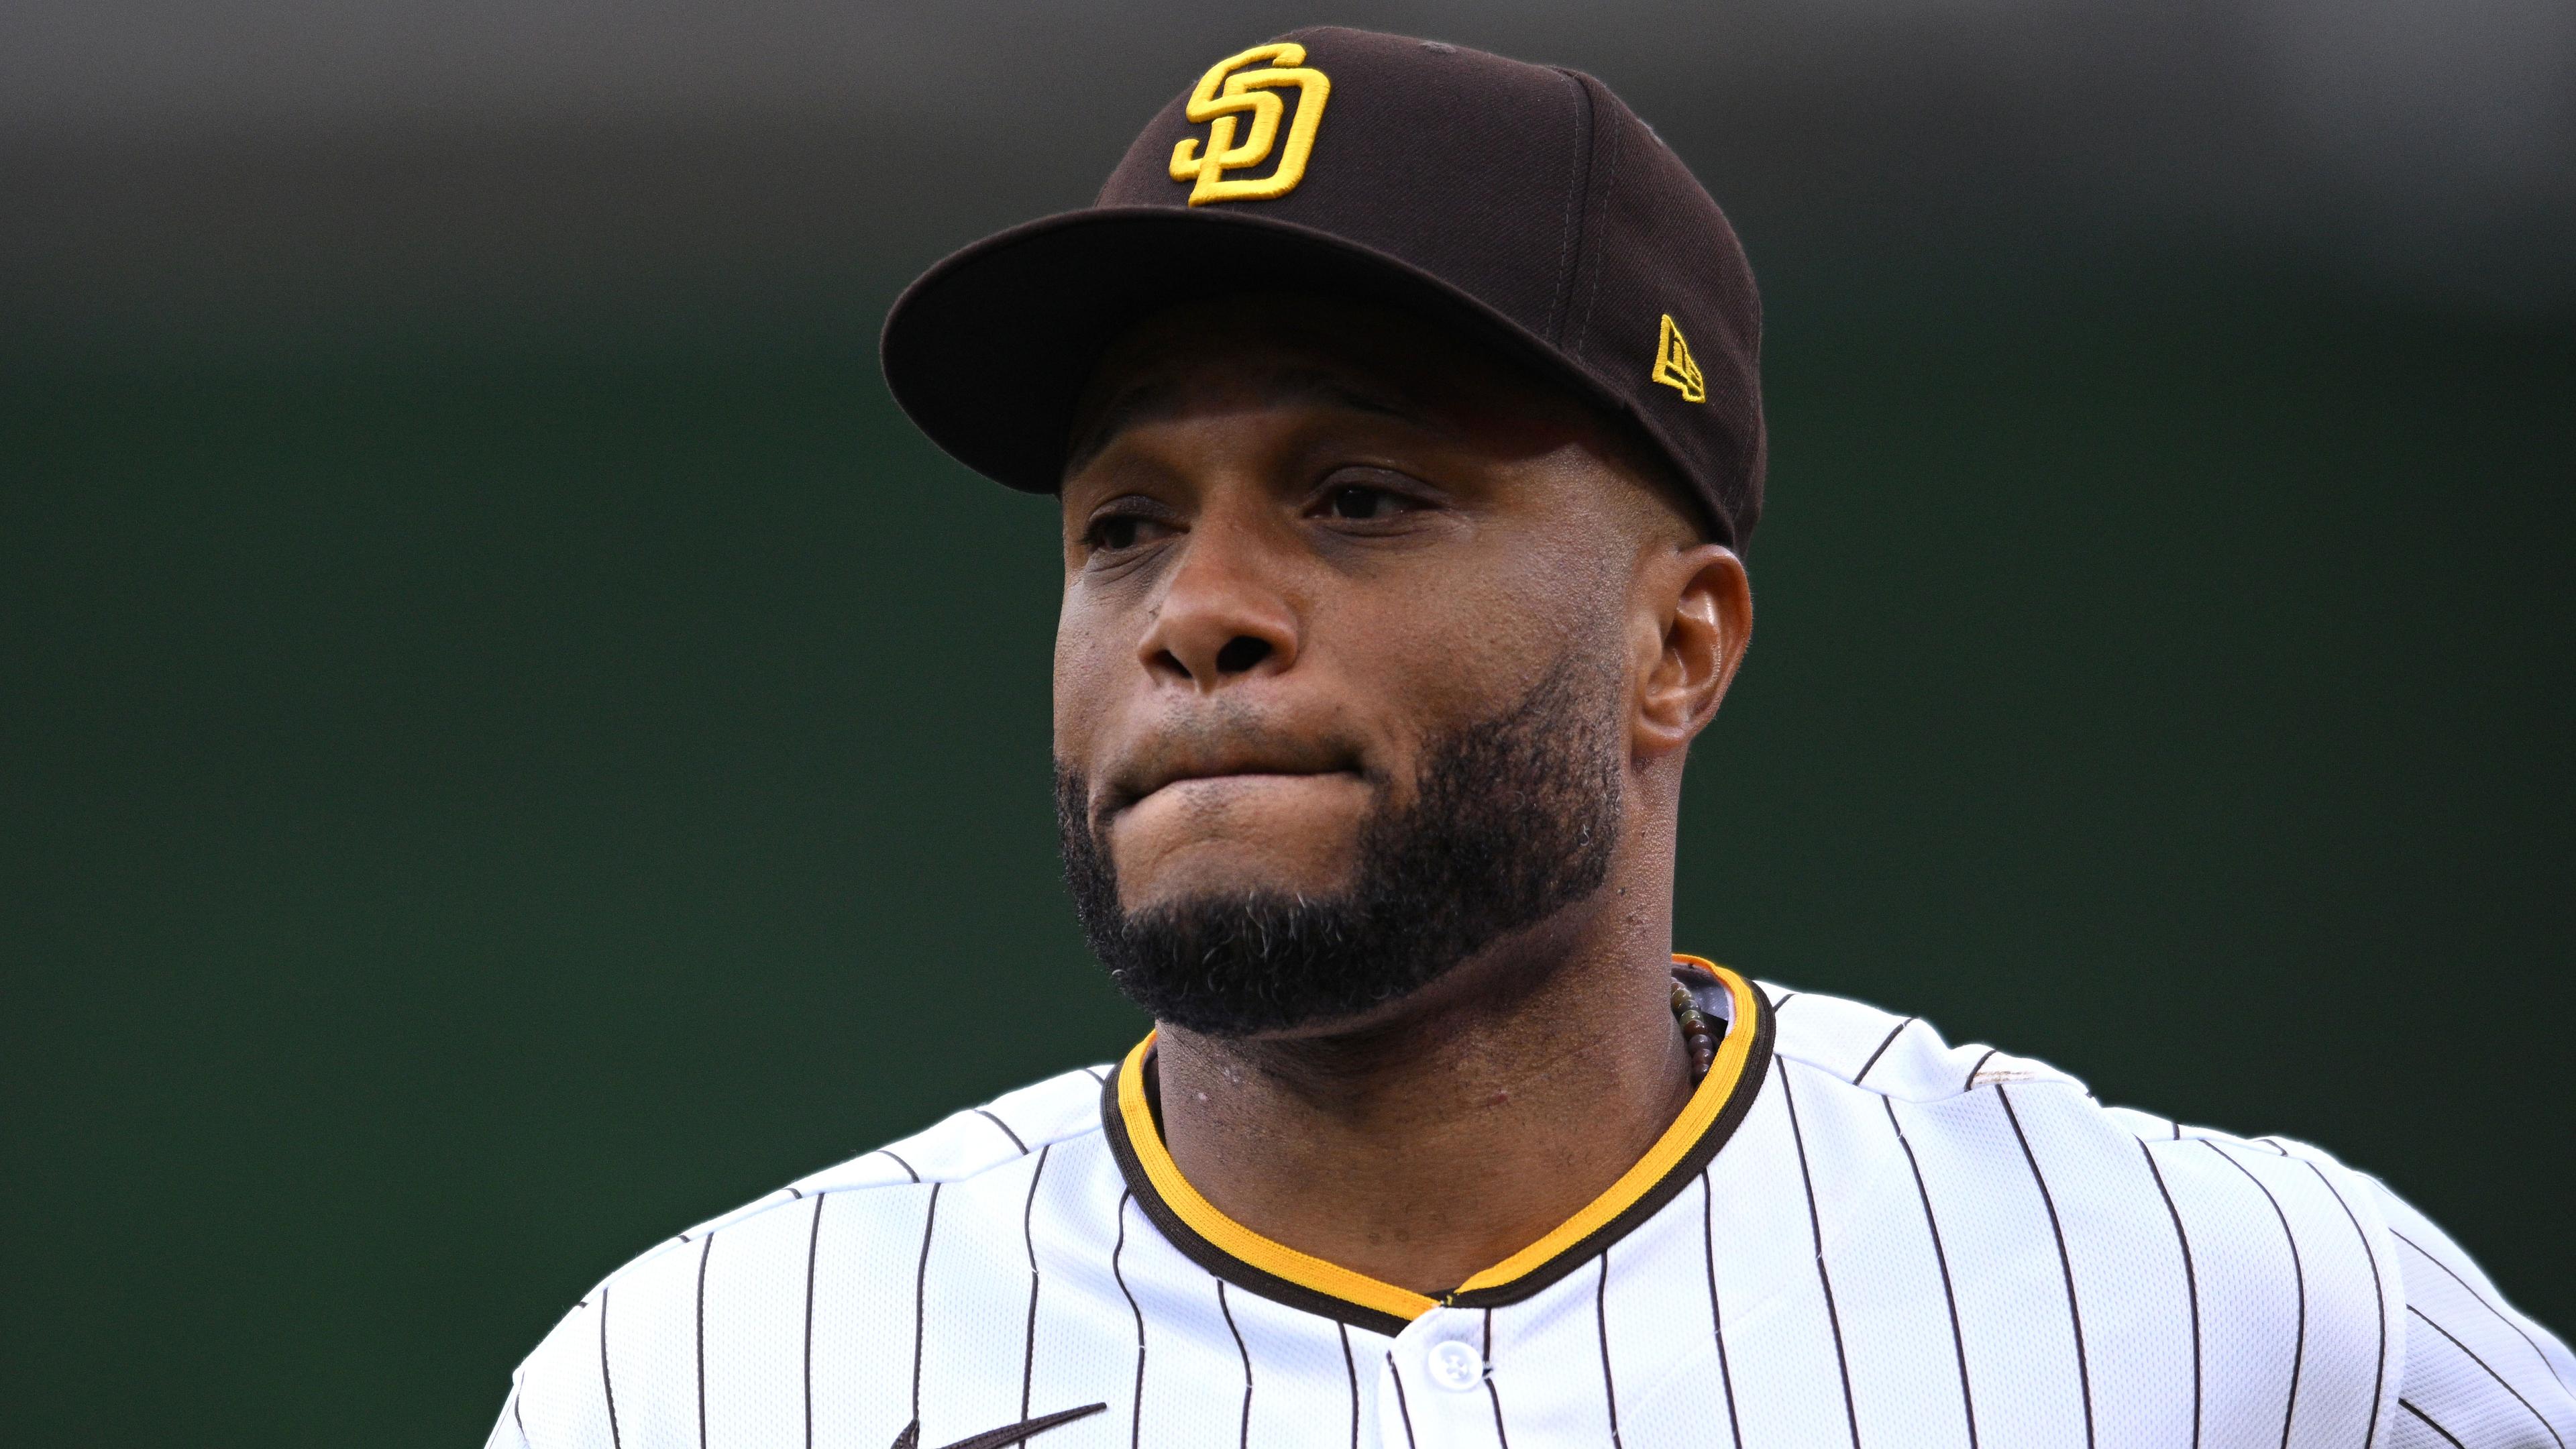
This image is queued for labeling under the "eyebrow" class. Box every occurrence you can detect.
[1061,367,1434,481]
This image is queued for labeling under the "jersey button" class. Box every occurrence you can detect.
[1426,1338,1484,1393]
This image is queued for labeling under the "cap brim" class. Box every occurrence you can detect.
[879,206,1625,498]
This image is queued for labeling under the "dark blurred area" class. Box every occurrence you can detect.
[4,4,2570,1445]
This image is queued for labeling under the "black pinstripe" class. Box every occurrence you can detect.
[1999,1085,2093,1449]
[1596,1254,1623,1449]
[1960,1049,1999,1093]
[2136,1141,2201,1449]
[912,1183,942,1425]
[2302,1162,2384,1448]
[1483,1309,1511,1448]
[1217,1281,1252,1449]
[1887,1097,1978,1449]
[2399,1399,2465,1448]
[2394,1228,2576,1401]
[695,1234,714,1449]
[2206,1142,2302,1449]
[2409,1306,2569,1449]
[1019,1146,1053,1425]
[598,1285,625,1449]
[1111,1191,1144,1449]
[1781,1063,1861,1448]
[1387,1353,1419,1449]
[1337,1323,1359,1449]
[802,1192,824,1449]
[1701,1173,1745,1448]
[977,1109,1029,1154]
[879,1149,920,1183]
[1853,1018,1914,1086]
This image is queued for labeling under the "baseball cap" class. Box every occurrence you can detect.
[879,26,1766,549]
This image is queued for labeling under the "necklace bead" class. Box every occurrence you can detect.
[1671,973,1721,1084]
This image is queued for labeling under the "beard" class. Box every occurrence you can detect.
[1055,652,1627,1038]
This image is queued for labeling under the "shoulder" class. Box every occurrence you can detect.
[2371,1172,2576,1446]
[605,1063,1109,1283]
[1756,979,2573,1443]
[494,1065,1115,1446]
[1757,977,2084,1102]
[1758,975,2400,1212]
[785,1062,1112,1195]
[1754,977,2379,1220]
[1758,979,2408,1377]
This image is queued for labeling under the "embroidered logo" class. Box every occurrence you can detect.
[1651,314,1707,402]
[1168,43,1332,205]
[890,1403,1107,1449]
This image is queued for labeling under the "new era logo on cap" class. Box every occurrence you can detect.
[882,27,1767,547]
[1653,315,1707,402]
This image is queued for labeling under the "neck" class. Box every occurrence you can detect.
[1148,885,1693,1295]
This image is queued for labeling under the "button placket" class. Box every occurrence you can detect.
[1426,1338,1483,1392]
[1383,1308,1501,1447]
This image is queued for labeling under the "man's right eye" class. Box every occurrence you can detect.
[1088,514,1162,551]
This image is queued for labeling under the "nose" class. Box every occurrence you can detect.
[1136,519,1301,691]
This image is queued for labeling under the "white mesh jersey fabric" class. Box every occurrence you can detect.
[488,985,2572,1449]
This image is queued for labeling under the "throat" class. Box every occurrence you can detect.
[1144,951,1701,1297]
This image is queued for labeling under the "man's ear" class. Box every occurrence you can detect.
[1633,544,1752,760]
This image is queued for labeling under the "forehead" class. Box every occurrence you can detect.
[1065,294,1587,474]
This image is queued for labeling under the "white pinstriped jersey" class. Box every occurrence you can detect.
[490,967,2573,1449]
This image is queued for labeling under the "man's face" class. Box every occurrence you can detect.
[1051,295,1697,1036]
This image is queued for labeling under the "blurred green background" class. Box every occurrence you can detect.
[5,4,2571,1445]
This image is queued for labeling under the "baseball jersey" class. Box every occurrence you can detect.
[488,965,2573,1449]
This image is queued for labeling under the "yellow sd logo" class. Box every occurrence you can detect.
[1168,43,1332,205]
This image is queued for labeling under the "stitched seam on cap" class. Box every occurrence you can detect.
[1568,79,1625,356]
[1545,68,1595,349]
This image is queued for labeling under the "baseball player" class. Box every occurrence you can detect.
[490,29,2570,1449]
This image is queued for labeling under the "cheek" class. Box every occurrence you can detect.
[1052,594,1124,759]
[1318,567,1585,765]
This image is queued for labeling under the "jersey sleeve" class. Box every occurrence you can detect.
[490,1291,623,1449]
[2373,1179,2576,1448]
[482,1385,533,1449]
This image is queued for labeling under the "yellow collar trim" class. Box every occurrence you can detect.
[1112,957,1764,1324]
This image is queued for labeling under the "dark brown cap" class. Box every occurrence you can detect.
[880,26,1766,548]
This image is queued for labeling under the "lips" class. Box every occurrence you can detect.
[1102,733,1366,818]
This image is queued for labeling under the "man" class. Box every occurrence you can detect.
[490,29,2569,1449]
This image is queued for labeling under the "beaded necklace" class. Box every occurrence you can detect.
[1670,972,1722,1083]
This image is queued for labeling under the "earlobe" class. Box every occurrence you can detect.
[1634,545,1751,758]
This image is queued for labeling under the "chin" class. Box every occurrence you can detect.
[1110,836,1360,916]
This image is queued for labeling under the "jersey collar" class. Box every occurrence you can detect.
[1097,957,1776,1336]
